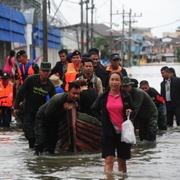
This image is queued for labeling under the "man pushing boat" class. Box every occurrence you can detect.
[34,81,80,155]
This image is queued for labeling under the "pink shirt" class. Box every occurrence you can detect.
[106,92,124,133]
[3,56,15,76]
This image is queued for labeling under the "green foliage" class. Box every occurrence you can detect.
[93,37,110,58]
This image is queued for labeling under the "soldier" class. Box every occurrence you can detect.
[14,62,55,148]
[0,73,14,129]
[34,81,80,155]
[64,50,82,91]
[122,77,158,141]
[16,50,38,83]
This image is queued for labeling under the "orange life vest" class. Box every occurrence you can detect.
[0,80,13,107]
[64,63,77,91]
[106,65,122,74]
[18,62,34,83]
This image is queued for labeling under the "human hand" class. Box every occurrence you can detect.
[13,109,20,117]
[64,102,75,110]
[126,109,132,116]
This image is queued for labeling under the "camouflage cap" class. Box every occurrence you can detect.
[40,61,51,71]
[122,76,134,86]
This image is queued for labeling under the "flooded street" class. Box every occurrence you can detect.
[0,64,180,180]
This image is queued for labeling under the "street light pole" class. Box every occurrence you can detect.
[42,0,48,61]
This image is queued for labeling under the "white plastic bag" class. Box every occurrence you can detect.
[121,116,136,144]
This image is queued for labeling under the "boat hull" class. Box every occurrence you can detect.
[57,107,101,153]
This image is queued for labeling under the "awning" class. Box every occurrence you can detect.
[34,21,61,49]
[0,3,26,43]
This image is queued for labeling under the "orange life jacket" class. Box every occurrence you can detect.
[64,63,77,91]
[18,62,34,83]
[0,80,13,107]
[106,65,122,74]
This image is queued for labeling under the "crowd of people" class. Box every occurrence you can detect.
[0,47,180,175]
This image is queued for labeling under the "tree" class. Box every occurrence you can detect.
[93,37,110,59]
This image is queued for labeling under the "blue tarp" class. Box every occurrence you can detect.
[0,3,26,43]
[35,21,61,49]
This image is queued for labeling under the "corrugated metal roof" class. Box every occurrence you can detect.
[0,3,26,43]
[35,21,61,49]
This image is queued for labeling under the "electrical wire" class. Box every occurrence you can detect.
[50,0,64,23]
[95,0,109,9]
[64,0,79,4]
[50,0,71,26]
[151,19,180,29]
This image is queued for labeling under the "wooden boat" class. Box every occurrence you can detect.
[57,106,101,153]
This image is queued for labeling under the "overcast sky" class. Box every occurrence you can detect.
[52,0,180,37]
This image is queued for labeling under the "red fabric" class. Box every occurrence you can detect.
[156,95,165,104]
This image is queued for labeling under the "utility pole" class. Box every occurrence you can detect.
[128,8,132,67]
[127,9,142,67]
[90,0,94,48]
[85,0,89,52]
[112,9,128,66]
[121,8,125,65]
[42,0,48,61]
[112,8,142,66]
[110,0,113,53]
[80,0,84,54]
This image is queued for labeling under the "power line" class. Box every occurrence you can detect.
[151,19,180,29]
[51,0,70,26]
[64,0,79,4]
[95,0,109,9]
[50,0,64,24]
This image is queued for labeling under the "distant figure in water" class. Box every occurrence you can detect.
[168,67,176,78]
[160,66,180,127]
[140,80,167,130]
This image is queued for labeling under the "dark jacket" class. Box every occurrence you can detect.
[147,87,165,107]
[79,88,98,116]
[14,74,55,113]
[161,76,180,106]
[92,90,133,138]
[147,87,167,130]
[94,64,108,89]
[34,93,69,152]
[51,61,67,80]
[130,88,158,141]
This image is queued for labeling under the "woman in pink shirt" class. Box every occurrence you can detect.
[92,72,133,175]
[3,50,16,78]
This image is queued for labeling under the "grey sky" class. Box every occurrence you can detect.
[52,0,180,37]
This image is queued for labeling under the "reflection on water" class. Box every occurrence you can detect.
[1,128,180,179]
[0,64,180,179]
